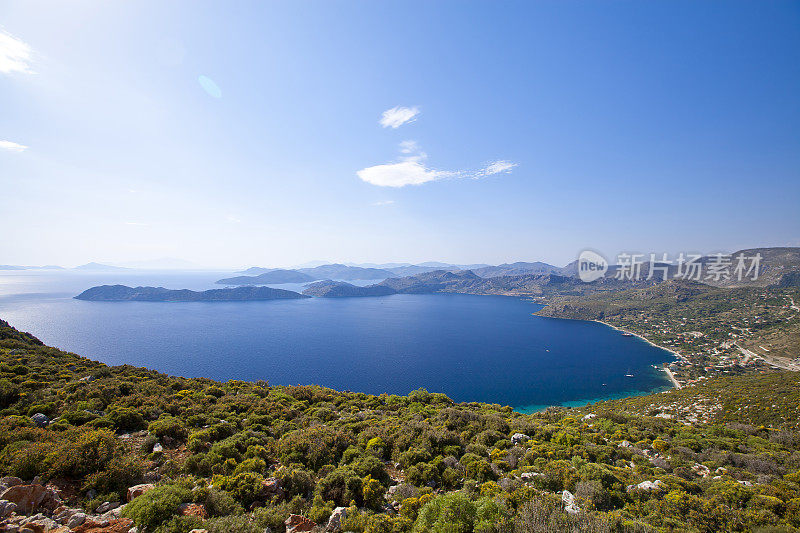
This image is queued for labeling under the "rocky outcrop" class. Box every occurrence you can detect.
[510,433,529,445]
[178,503,208,519]
[285,514,318,533]
[561,490,579,514]
[31,413,50,427]
[325,506,347,532]
[94,502,120,514]
[0,500,18,518]
[262,477,284,500]
[126,484,155,502]
[71,517,134,532]
[0,484,61,514]
[626,480,665,492]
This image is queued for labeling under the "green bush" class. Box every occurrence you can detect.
[215,472,266,507]
[108,407,147,432]
[121,484,193,529]
[46,428,118,478]
[82,454,145,499]
[149,416,188,442]
[413,492,485,532]
[275,465,314,498]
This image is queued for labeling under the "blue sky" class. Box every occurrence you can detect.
[1,1,799,268]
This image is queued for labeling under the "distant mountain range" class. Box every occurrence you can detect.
[75,285,308,301]
[74,262,132,271]
[220,261,568,286]
[218,249,800,291]
[0,264,65,270]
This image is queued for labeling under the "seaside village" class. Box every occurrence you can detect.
[614,292,800,390]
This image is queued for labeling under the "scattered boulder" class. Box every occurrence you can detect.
[31,413,50,428]
[71,517,134,532]
[99,506,124,522]
[285,514,317,533]
[619,440,632,448]
[152,443,163,453]
[126,483,155,502]
[142,471,161,484]
[626,480,665,492]
[0,476,24,487]
[0,499,18,518]
[262,477,284,500]
[511,433,530,445]
[95,501,121,514]
[189,530,209,533]
[179,503,208,519]
[520,472,544,482]
[0,483,60,514]
[67,512,87,528]
[326,506,348,532]
[582,414,596,421]
[561,490,580,514]
[20,513,59,532]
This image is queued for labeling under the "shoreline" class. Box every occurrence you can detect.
[593,320,684,390]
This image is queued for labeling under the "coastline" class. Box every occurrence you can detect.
[593,319,683,390]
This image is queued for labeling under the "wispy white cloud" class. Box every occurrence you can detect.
[0,140,27,152]
[358,141,452,187]
[477,160,517,177]
[380,106,419,129]
[358,160,449,188]
[0,31,33,75]
[357,141,517,188]
[227,214,242,223]
[124,221,148,227]
[371,200,395,206]
[399,140,419,154]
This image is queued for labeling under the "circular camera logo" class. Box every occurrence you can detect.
[577,250,608,282]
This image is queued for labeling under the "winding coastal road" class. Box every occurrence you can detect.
[735,342,800,372]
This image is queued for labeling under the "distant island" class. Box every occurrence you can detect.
[302,280,398,297]
[75,284,308,301]
[217,269,316,285]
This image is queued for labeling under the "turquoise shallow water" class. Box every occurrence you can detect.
[0,270,675,410]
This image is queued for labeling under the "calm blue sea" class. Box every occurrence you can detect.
[0,270,674,411]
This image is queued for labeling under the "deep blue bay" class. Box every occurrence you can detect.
[0,271,675,411]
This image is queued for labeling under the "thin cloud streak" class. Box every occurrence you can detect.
[380,106,419,128]
[0,31,33,74]
[0,140,27,152]
[357,141,516,188]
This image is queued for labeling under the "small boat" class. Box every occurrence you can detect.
[625,368,634,377]
[621,333,633,337]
